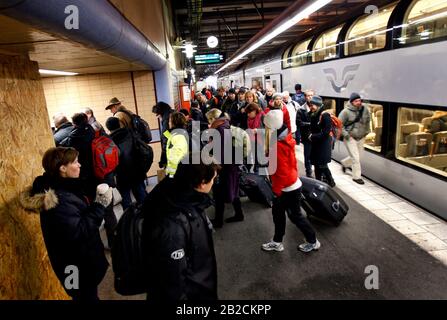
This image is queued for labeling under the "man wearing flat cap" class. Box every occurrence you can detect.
[106,97,132,129]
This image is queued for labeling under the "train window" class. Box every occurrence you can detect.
[401,0,447,44]
[312,24,344,62]
[282,45,293,69]
[290,38,311,67]
[343,101,384,152]
[323,98,336,115]
[396,107,447,177]
[345,3,397,56]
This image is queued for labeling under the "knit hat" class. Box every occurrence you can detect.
[272,92,283,100]
[263,109,283,130]
[105,117,120,131]
[310,95,323,107]
[349,92,361,102]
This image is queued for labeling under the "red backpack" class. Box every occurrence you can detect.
[91,135,120,180]
[321,112,343,140]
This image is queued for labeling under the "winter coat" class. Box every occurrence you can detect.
[54,122,74,146]
[228,100,246,127]
[109,128,146,189]
[221,97,236,114]
[309,110,332,165]
[292,92,306,106]
[164,130,189,177]
[142,177,217,301]
[338,102,371,140]
[88,116,106,137]
[285,99,299,133]
[159,108,174,166]
[19,175,108,298]
[60,124,96,196]
[269,128,298,196]
[114,105,133,129]
[210,118,240,203]
[296,103,312,143]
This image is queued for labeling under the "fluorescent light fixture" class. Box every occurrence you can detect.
[215,0,333,74]
[39,69,78,76]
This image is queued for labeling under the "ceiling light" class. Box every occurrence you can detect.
[39,69,78,76]
[215,0,333,74]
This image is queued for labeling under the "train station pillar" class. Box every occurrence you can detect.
[0,54,68,299]
[154,62,174,108]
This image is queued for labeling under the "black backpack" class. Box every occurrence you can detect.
[120,110,152,143]
[111,203,146,295]
[133,135,154,176]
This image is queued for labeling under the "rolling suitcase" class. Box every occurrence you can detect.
[239,171,274,208]
[300,176,349,225]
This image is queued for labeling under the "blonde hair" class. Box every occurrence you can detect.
[244,91,258,104]
[206,108,222,124]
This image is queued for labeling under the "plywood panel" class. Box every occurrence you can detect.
[0,54,69,299]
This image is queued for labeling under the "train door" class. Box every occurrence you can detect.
[264,73,282,92]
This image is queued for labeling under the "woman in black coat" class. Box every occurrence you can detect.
[20,147,112,300]
[308,96,336,187]
[106,117,148,209]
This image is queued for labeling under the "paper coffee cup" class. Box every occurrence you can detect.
[97,183,110,195]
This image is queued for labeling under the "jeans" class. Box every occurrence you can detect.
[214,196,243,224]
[272,188,316,244]
[314,164,334,185]
[302,140,312,174]
[119,181,147,210]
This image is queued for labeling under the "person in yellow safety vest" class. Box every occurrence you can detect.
[164,112,189,178]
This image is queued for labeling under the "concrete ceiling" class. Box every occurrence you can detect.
[0,15,149,76]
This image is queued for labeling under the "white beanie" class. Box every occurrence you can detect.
[263,109,283,130]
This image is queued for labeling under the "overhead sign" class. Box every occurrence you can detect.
[194,53,224,65]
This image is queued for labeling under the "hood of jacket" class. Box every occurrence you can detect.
[145,178,213,219]
[19,174,87,213]
[211,118,230,130]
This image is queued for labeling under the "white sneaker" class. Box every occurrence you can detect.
[261,240,284,252]
[298,239,321,253]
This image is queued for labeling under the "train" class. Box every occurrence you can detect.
[217,0,447,220]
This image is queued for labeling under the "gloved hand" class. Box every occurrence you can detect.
[94,183,113,208]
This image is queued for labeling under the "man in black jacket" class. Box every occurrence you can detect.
[60,113,96,198]
[142,158,220,301]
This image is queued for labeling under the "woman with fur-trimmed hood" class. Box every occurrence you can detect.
[20,147,113,300]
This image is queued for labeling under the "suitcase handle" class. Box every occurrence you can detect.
[332,201,340,212]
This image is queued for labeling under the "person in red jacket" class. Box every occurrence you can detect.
[262,109,320,253]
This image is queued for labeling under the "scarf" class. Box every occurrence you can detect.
[247,112,263,129]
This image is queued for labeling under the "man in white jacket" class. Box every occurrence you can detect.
[282,91,299,141]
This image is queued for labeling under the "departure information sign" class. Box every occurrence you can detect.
[194,53,224,65]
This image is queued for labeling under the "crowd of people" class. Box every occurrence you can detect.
[21,84,371,301]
